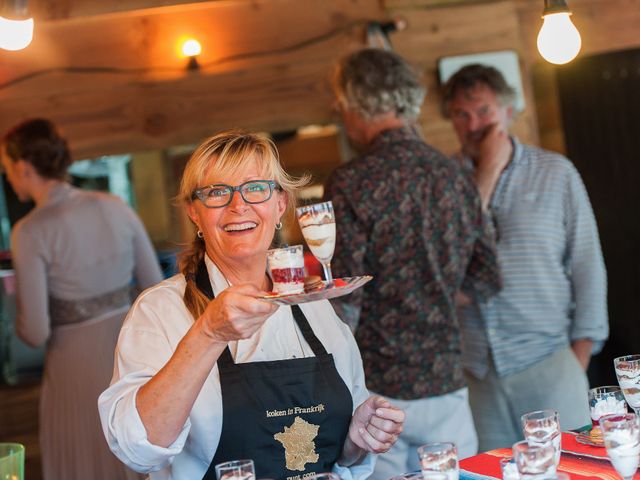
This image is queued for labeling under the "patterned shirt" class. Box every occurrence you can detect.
[324,127,501,400]
[458,138,609,379]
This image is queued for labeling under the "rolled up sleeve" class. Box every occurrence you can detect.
[564,165,608,353]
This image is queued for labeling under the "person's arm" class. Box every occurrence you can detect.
[99,282,278,471]
[564,164,608,368]
[324,171,367,331]
[571,338,594,371]
[136,284,278,447]
[459,176,502,303]
[11,223,51,347]
[125,205,163,288]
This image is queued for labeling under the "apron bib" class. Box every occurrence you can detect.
[195,260,353,480]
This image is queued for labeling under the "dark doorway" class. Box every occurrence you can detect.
[557,48,640,386]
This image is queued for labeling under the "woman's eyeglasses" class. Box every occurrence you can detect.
[191,180,279,208]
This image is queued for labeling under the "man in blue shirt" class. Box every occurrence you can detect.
[443,64,609,451]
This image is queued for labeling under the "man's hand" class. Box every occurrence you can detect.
[571,339,594,371]
[473,123,513,210]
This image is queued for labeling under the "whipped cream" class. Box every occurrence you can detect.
[268,248,304,269]
[591,396,627,421]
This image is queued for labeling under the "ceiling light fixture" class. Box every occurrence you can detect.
[537,0,582,65]
[366,17,407,50]
[0,0,34,51]
[181,38,202,71]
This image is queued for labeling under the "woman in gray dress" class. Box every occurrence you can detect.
[1,119,163,480]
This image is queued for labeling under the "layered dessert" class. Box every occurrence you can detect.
[298,212,336,263]
[524,425,561,466]
[267,246,305,294]
[419,451,459,480]
[616,363,640,410]
[604,429,640,478]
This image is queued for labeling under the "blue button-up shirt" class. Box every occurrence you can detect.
[459,138,608,378]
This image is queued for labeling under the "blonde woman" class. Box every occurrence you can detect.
[99,130,405,480]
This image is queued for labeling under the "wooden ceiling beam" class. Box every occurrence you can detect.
[30,0,230,22]
[0,0,384,158]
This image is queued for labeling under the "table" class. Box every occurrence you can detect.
[459,432,640,480]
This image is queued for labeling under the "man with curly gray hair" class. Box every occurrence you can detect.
[324,49,501,479]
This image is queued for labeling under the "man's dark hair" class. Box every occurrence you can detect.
[441,64,516,118]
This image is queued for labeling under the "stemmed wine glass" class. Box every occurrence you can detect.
[296,201,336,284]
[614,355,640,416]
[600,413,640,480]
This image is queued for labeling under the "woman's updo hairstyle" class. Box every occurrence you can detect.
[3,119,72,180]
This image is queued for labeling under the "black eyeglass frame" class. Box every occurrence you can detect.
[191,180,280,208]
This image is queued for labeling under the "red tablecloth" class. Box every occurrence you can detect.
[459,432,640,480]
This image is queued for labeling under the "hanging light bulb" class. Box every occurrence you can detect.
[537,0,581,65]
[180,38,202,70]
[0,0,34,51]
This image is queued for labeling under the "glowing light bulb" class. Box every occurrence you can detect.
[537,12,582,65]
[0,16,33,51]
[181,39,201,58]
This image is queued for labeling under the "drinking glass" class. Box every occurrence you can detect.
[512,440,557,480]
[600,413,640,480]
[589,386,627,427]
[296,201,336,283]
[614,355,640,416]
[389,473,447,480]
[0,443,25,480]
[500,457,520,480]
[521,410,561,467]
[214,459,256,480]
[417,442,459,480]
[267,245,305,294]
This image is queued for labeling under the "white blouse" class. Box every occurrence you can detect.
[98,256,374,480]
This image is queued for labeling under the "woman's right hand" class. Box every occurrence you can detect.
[198,284,278,343]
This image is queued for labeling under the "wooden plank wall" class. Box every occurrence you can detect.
[2,0,639,160]
[0,0,384,159]
[386,0,539,155]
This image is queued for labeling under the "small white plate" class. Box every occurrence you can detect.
[258,276,373,306]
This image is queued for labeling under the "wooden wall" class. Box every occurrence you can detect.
[0,0,384,159]
[2,0,640,247]
[3,0,639,159]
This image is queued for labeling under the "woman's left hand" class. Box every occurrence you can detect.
[339,395,405,465]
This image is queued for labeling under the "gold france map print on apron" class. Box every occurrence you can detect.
[274,417,320,471]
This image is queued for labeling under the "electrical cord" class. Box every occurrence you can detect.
[0,18,373,92]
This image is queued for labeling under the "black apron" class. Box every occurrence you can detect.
[196,260,353,480]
